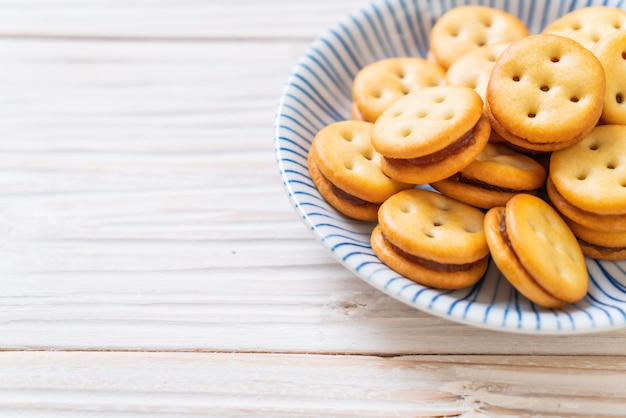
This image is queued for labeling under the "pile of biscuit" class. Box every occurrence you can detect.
[307,5,626,308]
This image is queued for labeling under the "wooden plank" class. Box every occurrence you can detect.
[0,351,624,417]
[0,0,366,39]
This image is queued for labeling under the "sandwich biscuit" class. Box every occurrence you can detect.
[486,34,605,152]
[371,189,489,289]
[352,57,446,123]
[431,142,547,209]
[484,194,588,308]
[372,86,490,184]
[429,5,528,69]
[308,120,412,221]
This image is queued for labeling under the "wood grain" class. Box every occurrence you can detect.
[0,351,624,417]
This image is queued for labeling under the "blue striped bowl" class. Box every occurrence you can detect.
[274,0,626,334]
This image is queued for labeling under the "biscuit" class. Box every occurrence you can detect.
[484,194,588,308]
[592,29,626,125]
[431,142,547,209]
[486,34,605,152]
[545,178,626,232]
[429,5,528,70]
[350,101,366,121]
[542,6,626,51]
[352,57,446,122]
[371,189,489,289]
[565,216,626,261]
[549,125,626,216]
[371,86,490,184]
[445,42,511,103]
[308,120,412,221]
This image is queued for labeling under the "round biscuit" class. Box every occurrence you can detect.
[459,142,547,190]
[542,6,626,51]
[565,216,626,249]
[310,120,412,204]
[379,113,491,184]
[430,177,520,209]
[577,241,626,261]
[371,225,488,289]
[352,57,446,123]
[486,34,605,149]
[545,177,626,232]
[593,29,626,125]
[372,86,484,159]
[445,42,511,102]
[431,142,546,209]
[504,194,588,304]
[307,152,379,221]
[483,207,566,308]
[429,5,528,69]
[550,125,626,215]
[377,189,488,265]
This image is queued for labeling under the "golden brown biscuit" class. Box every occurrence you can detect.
[431,142,547,209]
[545,178,626,232]
[549,125,626,215]
[542,6,626,51]
[593,29,626,125]
[371,189,489,289]
[445,42,511,103]
[308,120,412,221]
[565,216,626,261]
[486,34,605,152]
[429,5,528,69]
[352,57,446,122]
[484,194,588,308]
[371,86,490,184]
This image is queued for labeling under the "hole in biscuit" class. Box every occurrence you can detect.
[512,75,520,82]
[442,112,454,121]
[463,225,479,234]
[591,33,601,43]
[399,204,412,214]
[343,160,354,170]
[400,127,412,138]
[401,85,411,95]
[589,142,599,151]
[433,220,443,227]
[395,67,406,79]
[571,22,581,30]
[614,21,623,29]
[621,179,626,188]
[550,57,560,63]
[607,161,618,170]
[622,51,626,60]
[433,95,445,104]
[362,149,375,161]
[570,96,579,103]
[391,109,403,118]
[527,112,536,118]
[416,110,428,118]
[434,201,452,212]
[341,131,354,142]
[424,231,435,239]
[371,89,383,99]
[577,172,588,181]
[540,85,550,92]
[617,93,624,104]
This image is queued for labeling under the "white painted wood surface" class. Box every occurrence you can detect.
[0,0,625,415]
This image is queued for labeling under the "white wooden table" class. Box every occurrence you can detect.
[0,1,625,416]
